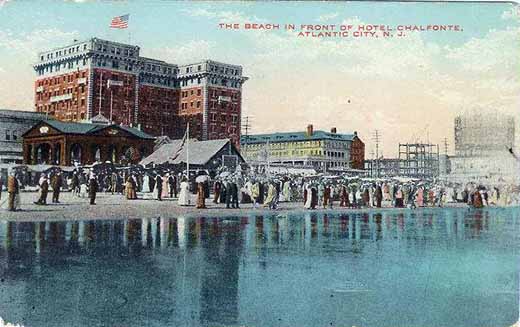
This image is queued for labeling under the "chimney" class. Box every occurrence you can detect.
[306,124,313,136]
[330,127,337,134]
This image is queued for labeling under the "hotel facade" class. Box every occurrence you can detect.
[33,37,248,146]
[241,125,365,170]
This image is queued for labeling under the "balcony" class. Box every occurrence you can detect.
[50,94,73,103]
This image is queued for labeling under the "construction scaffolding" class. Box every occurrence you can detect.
[398,143,439,179]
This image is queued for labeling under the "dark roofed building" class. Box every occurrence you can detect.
[241,124,365,170]
[0,109,51,164]
[141,138,245,171]
[22,120,155,166]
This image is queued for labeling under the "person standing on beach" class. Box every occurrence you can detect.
[155,174,163,201]
[7,171,19,211]
[231,180,239,209]
[213,179,222,204]
[168,173,177,198]
[196,181,206,209]
[51,172,62,203]
[35,174,49,205]
[178,176,190,206]
[225,179,233,209]
[375,183,383,208]
[88,173,98,205]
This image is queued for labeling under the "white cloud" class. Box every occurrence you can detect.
[181,7,265,24]
[316,12,339,22]
[445,27,520,75]
[144,40,215,65]
[0,28,79,110]
[0,28,79,53]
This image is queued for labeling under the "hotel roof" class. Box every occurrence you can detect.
[23,120,155,140]
[241,131,357,145]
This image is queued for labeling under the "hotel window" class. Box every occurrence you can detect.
[197,78,201,84]
[196,101,201,108]
[5,130,10,141]
[190,101,194,108]
[198,65,201,71]
[197,89,202,96]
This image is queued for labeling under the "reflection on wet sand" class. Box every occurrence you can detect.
[0,207,517,327]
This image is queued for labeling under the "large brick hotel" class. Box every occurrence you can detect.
[33,37,248,146]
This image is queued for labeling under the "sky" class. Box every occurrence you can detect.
[0,0,519,157]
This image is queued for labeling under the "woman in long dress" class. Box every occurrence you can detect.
[178,177,190,206]
[196,182,206,209]
[264,182,275,208]
[161,174,169,199]
[304,184,312,209]
[282,181,291,202]
[125,177,134,200]
[416,187,424,207]
[142,175,150,193]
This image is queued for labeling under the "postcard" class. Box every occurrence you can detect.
[0,1,518,326]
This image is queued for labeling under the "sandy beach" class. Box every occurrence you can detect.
[0,191,477,222]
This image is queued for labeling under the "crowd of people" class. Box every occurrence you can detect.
[1,165,520,212]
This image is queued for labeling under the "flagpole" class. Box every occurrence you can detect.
[186,122,190,179]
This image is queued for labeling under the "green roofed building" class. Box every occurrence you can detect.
[22,115,155,166]
[240,124,365,171]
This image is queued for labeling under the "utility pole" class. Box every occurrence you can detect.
[372,130,380,178]
[241,115,253,161]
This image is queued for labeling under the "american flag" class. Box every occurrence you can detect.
[110,14,129,29]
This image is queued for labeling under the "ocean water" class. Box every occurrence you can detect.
[0,207,518,327]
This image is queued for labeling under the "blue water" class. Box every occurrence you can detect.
[0,207,518,327]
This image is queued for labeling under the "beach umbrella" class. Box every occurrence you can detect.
[196,175,209,183]
[220,171,231,178]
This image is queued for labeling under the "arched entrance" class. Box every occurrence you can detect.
[91,144,102,163]
[107,145,117,164]
[53,143,61,165]
[36,143,51,164]
[70,144,83,165]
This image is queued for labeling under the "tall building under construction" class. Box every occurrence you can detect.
[450,111,518,182]
[398,143,440,179]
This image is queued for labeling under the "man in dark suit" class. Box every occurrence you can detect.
[225,180,233,209]
[231,181,239,209]
[168,173,177,198]
[156,174,163,201]
[51,172,62,203]
[89,174,99,205]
